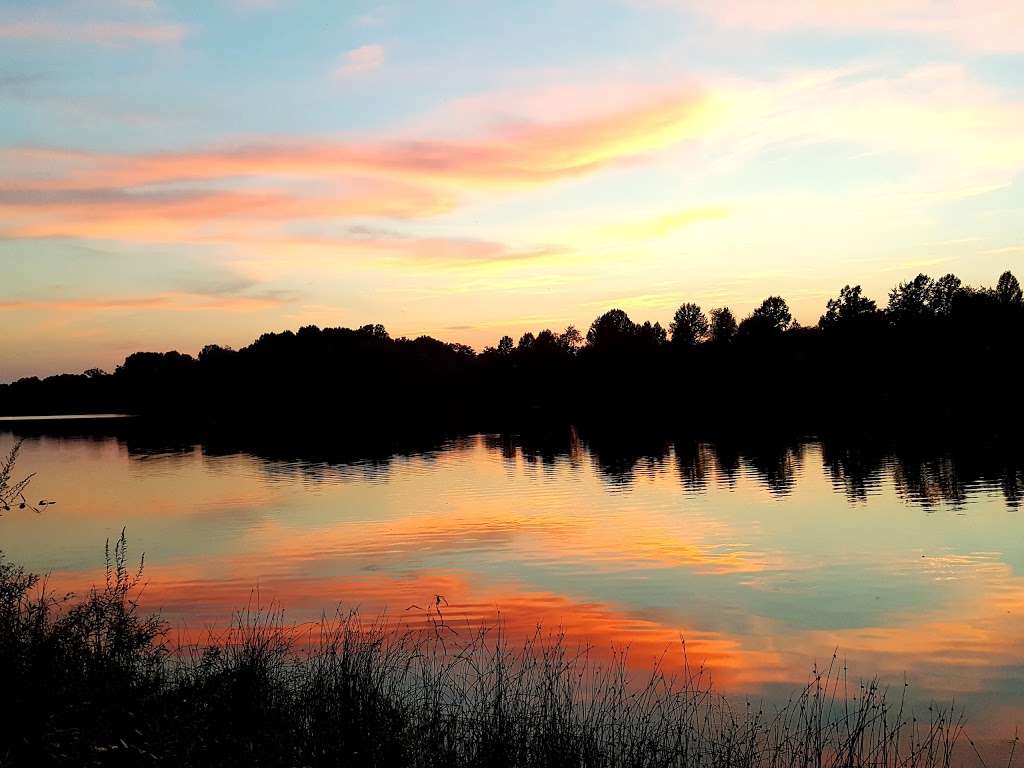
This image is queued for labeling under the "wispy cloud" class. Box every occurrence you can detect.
[0,181,457,240]
[0,291,292,313]
[334,44,385,79]
[0,86,718,248]
[4,85,714,190]
[642,0,1024,53]
[0,20,188,46]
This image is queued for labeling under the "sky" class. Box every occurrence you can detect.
[1,0,1023,380]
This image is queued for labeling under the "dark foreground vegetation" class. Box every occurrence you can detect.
[2,270,1022,434]
[0,537,978,768]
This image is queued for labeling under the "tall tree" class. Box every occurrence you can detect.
[819,285,878,331]
[586,309,636,350]
[669,303,709,347]
[708,307,737,344]
[996,271,1022,305]
[886,274,934,323]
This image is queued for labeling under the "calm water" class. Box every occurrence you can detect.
[2,424,1022,756]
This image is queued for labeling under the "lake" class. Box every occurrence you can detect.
[1,421,1021,759]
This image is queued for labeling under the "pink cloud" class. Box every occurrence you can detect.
[0,182,457,240]
[5,85,710,190]
[0,86,714,247]
[334,44,385,79]
[648,0,1024,53]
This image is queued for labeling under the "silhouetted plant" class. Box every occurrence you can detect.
[0,537,982,768]
[669,303,709,347]
[497,335,515,355]
[886,273,935,324]
[996,270,1022,305]
[738,296,792,338]
[708,307,737,344]
[586,308,637,351]
[818,284,879,331]
[558,325,583,353]
[2,269,1022,434]
[928,273,964,317]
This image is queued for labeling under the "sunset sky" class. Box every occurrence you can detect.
[2,0,1023,380]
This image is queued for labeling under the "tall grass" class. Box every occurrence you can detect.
[0,535,988,768]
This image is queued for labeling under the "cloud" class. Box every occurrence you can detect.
[643,0,1024,53]
[0,182,457,240]
[214,232,570,271]
[598,206,731,240]
[0,86,718,248]
[334,44,385,79]
[4,85,714,190]
[0,291,291,313]
[0,20,188,46]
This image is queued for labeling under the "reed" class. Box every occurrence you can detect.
[0,533,997,768]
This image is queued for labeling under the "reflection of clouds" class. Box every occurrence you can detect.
[5,426,1024,757]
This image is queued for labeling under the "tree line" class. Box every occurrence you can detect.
[2,270,1021,433]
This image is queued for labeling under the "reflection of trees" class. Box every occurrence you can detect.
[820,441,886,503]
[891,455,966,509]
[10,418,1024,508]
[584,432,671,488]
[740,441,805,497]
[673,439,710,492]
[711,442,741,487]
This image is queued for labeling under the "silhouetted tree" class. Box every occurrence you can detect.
[2,268,1021,435]
[996,271,1022,305]
[636,321,667,347]
[533,329,561,352]
[586,309,637,351]
[738,296,791,338]
[708,307,737,344]
[818,285,879,331]
[558,325,583,353]
[669,303,709,347]
[886,274,934,324]
[928,274,963,317]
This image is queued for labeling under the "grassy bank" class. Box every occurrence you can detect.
[0,532,982,768]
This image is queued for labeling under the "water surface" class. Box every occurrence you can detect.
[1,425,1021,757]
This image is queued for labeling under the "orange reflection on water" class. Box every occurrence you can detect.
[3,430,1022,759]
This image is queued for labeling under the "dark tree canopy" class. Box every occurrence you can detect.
[2,269,1022,436]
[558,325,583,353]
[708,307,737,344]
[586,309,637,350]
[886,274,934,323]
[819,285,878,331]
[669,303,709,347]
[928,274,963,317]
[739,296,792,338]
[997,271,1022,305]
[637,320,667,347]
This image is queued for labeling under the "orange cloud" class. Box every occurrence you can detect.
[0,87,717,254]
[0,21,188,46]
[0,182,457,240]
[4,86,713,191]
